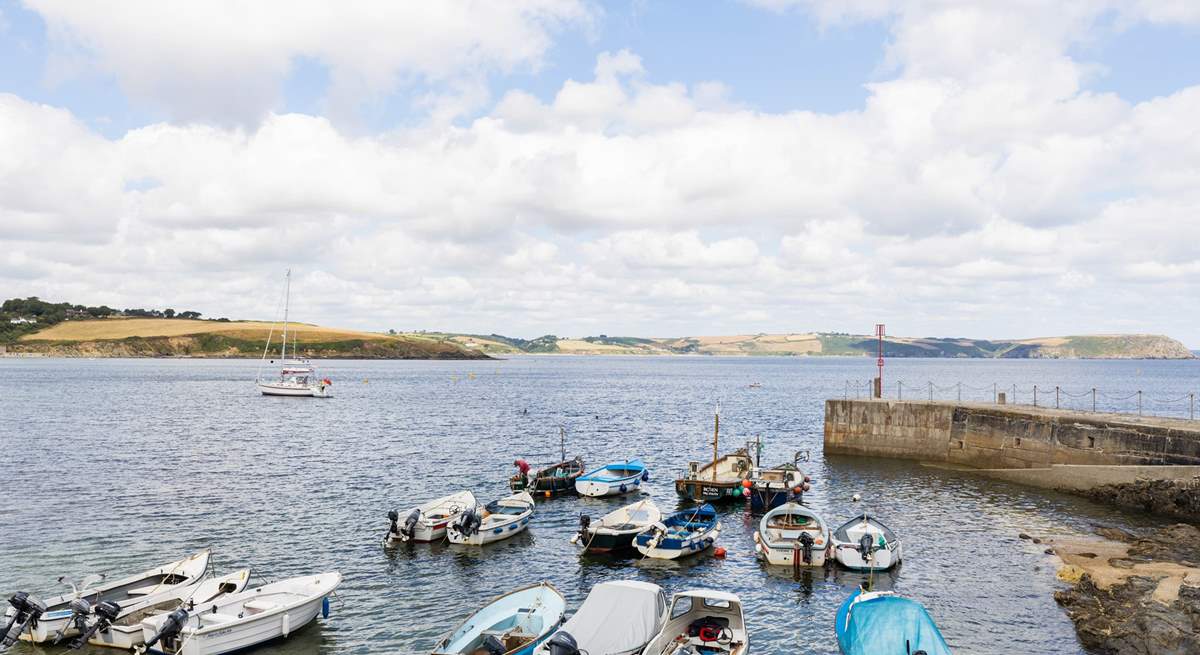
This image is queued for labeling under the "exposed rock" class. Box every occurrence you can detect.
[1019,532,1033,540]
[1078,478,1200,523]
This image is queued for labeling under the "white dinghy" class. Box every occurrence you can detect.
[137,572,341,655]
[642,590,749,655]
[752,502,831,568]
[533,581,668,655]
[832,514,903,571]
[447,492,535,546]
[90,570,251,649]
[2,549,211,645]
[387,491,477,543]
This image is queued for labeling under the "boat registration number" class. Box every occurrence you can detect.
[702,486,721,496]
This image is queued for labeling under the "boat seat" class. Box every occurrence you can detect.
[243,599,280,613]
[608,522,638,530]
[125,584,163,596]
[198,613,236,627]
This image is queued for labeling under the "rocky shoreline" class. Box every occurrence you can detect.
[1074,477,1200,524]
[5,335,490,360]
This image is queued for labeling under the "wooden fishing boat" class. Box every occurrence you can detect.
[641,590,749,655]
[532,581,667,655]
[753,501,830,567]
[431,582,566,655]
[634,504,722,560]
[674,408,752,503]
[832,514,903,571]
[90,570,251,649]
[835,589,950,655]
[574,459,647,497]
[386,491,476,543]
[447,492,535,546]
[511,457,585,497]
[571,499,662,554]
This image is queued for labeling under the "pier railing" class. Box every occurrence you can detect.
[843,380,1198,421]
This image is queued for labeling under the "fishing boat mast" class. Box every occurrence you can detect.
[560,425,566,462]
[712,403,720,481]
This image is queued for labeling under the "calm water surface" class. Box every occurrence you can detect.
[2,356,1197,654]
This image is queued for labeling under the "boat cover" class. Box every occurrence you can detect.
[835,590,951,655]
[555,581,663,654]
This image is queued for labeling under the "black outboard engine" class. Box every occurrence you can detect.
[139,607,188,654]
[455,508,482,537]
[546,631,580,655]
[68,600,120,650]
[578,514,591,540]
[401,509,421,540]
[798,531,815,564]
[53,598,92,643]
[859,533,876,564]
[2,592,46,648]
[477,634,505,655]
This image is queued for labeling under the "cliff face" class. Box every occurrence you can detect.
[9,335,489,359]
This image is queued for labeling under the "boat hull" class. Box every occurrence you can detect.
[580,530,639,553]
[834,543,901,571]
[257,383,331,398]
[179,595,323,655]
[674,479,745,503]
[753,532,830,567]
[636,524,721,560]
[448,514,531,545]
[575,476,642,497]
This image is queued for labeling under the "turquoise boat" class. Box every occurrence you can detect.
[835,589,951,655]
[432,582,566,655]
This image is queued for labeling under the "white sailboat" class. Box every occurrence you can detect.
[256,270,332,398]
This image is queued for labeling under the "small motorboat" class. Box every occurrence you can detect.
[532,581,667,655]
[674,408,752,503]
[641,590,749,655]
[386,491,476,543]
[835,589,951,655]
[447,492,535,546]
[574,459,648,497]
[511,457,585,498]
[745,451,810,512]
[571,499,662,554]
[832,514,903,571]
[753,502,830,567]
[634,504,722,560]
[137,572,341,655]
[2,549,211,645]
[89,569,251,649]
[431,582,566,655]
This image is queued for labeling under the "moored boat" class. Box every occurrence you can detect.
[835,588,951,655]
[511,457,585,498]
[90,569,251,650]
[137,572,341,655]
[447,492,535,546]
[431,582,566,655]
[255,270,332,398]
[532,580,667,655]
[675,408,753,503]
[746,450,810,512]
[3,549,211,645]
[753,501,831,567]
[386,491,476,543]
[571,499,662,554]
[832,514,903,571]
[641,590,749,655]
[574,459,647,498]
[634,504,722,560]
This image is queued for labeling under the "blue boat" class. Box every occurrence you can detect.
[634,504,721,560]
[431,582,566,655]
[835,589,951,655]
[574,459,648,497]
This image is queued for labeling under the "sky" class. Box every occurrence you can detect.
[2,1,1200,344]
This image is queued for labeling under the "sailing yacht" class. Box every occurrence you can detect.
[256,270,333,398]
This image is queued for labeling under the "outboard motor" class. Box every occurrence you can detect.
[798,531,815,564]
[546,631,580,655]
[401,509,421,541]
[454,508,482,537]
[138,608,188,654]
[68,600,120,650]
[477,634,505,655]
[53,598,92,643]
[858,533,876,564]
[577,514,591,541]
[2,592,46,648]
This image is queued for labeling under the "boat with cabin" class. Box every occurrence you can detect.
[641,590,749,655]
[674,408,753,503]
[574,459,647,497]
[431,582,566,655]
[255,269,332,398]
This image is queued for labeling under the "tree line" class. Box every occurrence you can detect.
[1,296,220,344]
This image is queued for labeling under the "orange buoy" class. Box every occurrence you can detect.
[544,491,552,498]
[741,479,752,488]
[714,547,727,559]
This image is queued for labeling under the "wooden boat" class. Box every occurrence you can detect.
[431,582,566,655]
[746,451,810,512]
[674,408,753,503]
[634,504,721,560]
[532,581,667,655]
[90,570,251,649]
[447,492,535,545]
[386,491,476,543]
[574,459,647,497]
[753,502,830,567]
[641,590,749,655]
[835,589,951,655]
[572,499,662,553]
[511,457,585,498]
[832,514,903,571]
[137,572,341,655]
[3,549,211,645]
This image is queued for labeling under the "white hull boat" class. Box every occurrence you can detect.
[642,590,749,655]
[832,514,902,571]
[533,581,667,655]
[753,502,830,567]
[138,572,341,655]
[91,570,251,649]
[3,550,211,645]
[255,270,332,399]
[447,492,535,546]
[387,491,476,543]
[257,378,331,398]
[574,459,647,498]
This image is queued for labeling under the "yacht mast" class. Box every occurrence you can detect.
[281,269,291,362]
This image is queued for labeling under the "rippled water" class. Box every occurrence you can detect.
[2,356,1195,654]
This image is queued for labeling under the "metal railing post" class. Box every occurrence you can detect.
[958,382,962,402]
[1055,386,1060,409]
[1138,390,1142,416]
[1033,384,1038,408]
[1012,384,1017,405]
[1191,393,1195,420]
[898,381,902,400]
[993,383,997,404]
[928,381,933,402]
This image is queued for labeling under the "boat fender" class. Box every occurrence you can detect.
[641,470,650,482]
[714,547,727,559]
[282,613,289,637]
[619,484,627,493]
[322,596,330,619]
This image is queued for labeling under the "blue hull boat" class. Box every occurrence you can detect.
[835,589,951,655]
[432,582,566,655]
[574,459,648,497]
[635,503,721,560]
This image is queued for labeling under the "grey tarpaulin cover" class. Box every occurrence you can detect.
[545,580,665,654]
